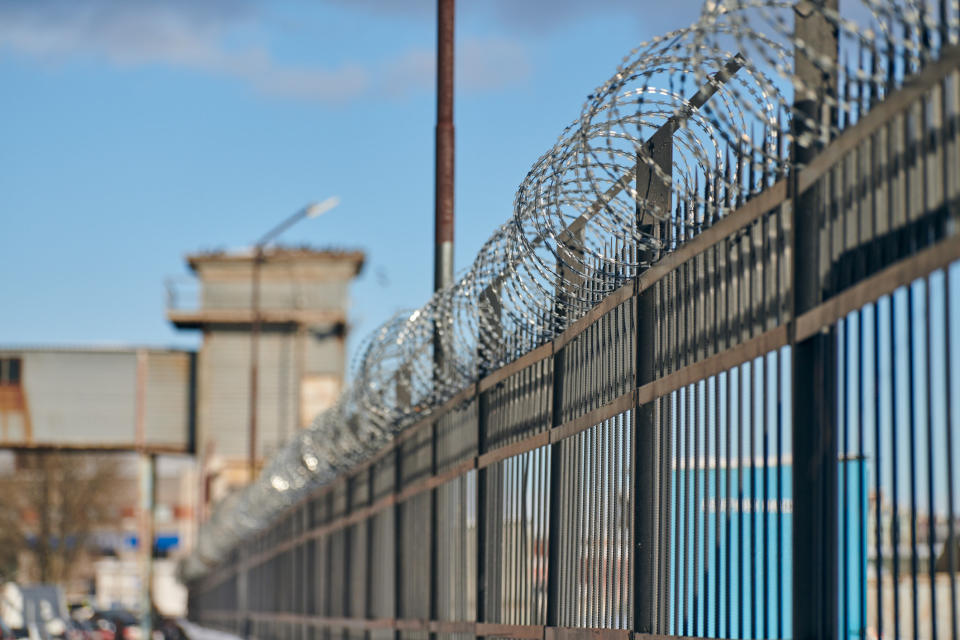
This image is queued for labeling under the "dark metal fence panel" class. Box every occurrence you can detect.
[437,397,478,471]
[558,299,636,426]
[372,453,396,501]
[436,471,478,622]
[481,359,552,452]
[401,425,434,485]
[482,446,551,625]
[369,508,396,619]
[400,490,432,619]
[641,348,793,638]
[554,412,634,629]
[328,528,348,617]
[652,197,791,384]
[834,260,960,639]
[185,42,960,640]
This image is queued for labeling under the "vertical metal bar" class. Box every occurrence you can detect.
[857,309,866,640]
[749,358,757,640]
[429,423,438,639]
[908,284,920,640]
[891,291,902,640]
[592,422,601,628]
[546,342,563,627]
[724,325,733,638]
[736,363,746,640]
[872,300,885,640]
[927,276,940,640]
[634,130,671,635]
[692,380,701,636]
[477,392,488,626]
[714,366,723,637]
[840,315,849,640]
[601,418,611,628]
[791,2,840,639]
[946,268,959,640]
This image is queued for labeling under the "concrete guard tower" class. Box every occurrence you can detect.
[168,247,364,508]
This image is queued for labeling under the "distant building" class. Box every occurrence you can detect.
[0,347,195,451]
[0,346,197,613]
[167,247,364,506]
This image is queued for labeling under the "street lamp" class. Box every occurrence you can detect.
[248,197,339,482]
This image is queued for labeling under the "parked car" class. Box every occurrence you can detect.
[71,619,102,640]
[87,615,114,640]
[149,613,183,640]
[92,611,139,640]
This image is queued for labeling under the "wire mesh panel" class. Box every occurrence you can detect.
[481,360,553,452]
[554,412,634,629]
[837,260,960,640]
[482,446,551,625]
[436,471,478,621]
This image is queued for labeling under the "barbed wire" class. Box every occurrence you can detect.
[179,0,957,582]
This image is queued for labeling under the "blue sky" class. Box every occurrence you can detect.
[0,0,704,360]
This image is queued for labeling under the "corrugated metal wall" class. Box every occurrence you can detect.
[200,326,342,459]
[145,351,195,448]
[0,348,193,450]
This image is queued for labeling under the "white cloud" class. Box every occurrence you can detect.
[383,37,531,96]
[0,1,532,103]
[459,37,531,91]
[383,47,434,96]
[321,0,704,35]
[0,0,370,102]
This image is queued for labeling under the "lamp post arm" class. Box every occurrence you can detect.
[255,209,309,249]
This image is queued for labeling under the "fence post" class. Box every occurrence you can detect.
[429,420,438,640]
[545,342,564,628]
[476,390,488,625]
[792,2,840,639]
[633,129,671,635]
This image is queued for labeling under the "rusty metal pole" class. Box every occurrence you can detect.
[248,248,263,483]
[435,0,455,293]
[139,453,156,640]
[431,2,454,634]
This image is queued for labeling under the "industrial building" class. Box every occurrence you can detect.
[0,346,197,612]
[0,247,363,612]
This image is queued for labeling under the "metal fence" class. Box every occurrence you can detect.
[186,11,960,640]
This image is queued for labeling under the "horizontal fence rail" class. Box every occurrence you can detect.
[188,25,960,640]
